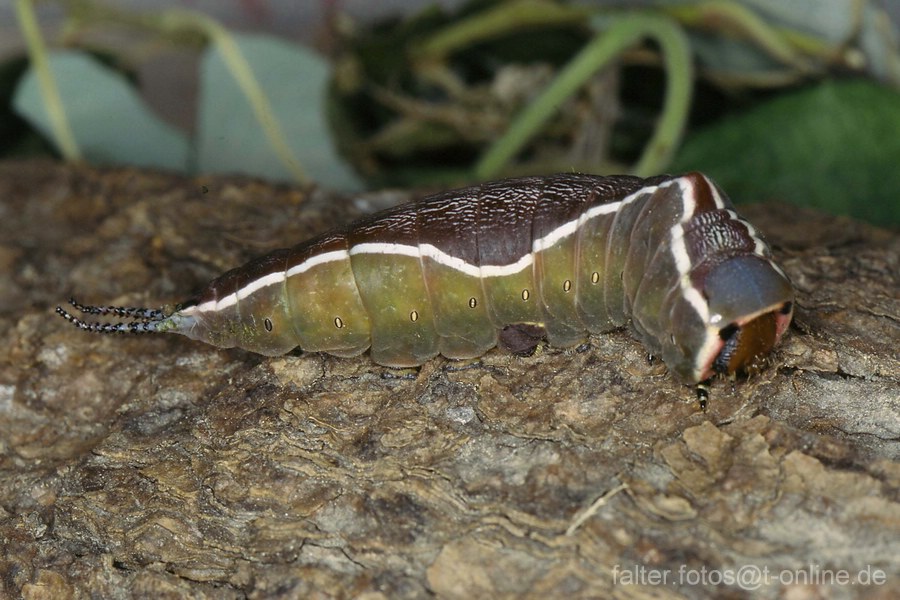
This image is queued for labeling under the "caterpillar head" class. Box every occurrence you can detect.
[658,254,793,384]
[700,255,794,381]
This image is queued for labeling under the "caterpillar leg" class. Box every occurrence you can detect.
[695,380,711,410]
[498,323,546,356]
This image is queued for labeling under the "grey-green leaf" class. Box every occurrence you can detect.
[197,33,363,191]
[13,51,189,171]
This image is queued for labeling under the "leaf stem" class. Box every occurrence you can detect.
[416,0,592,61]
[475,12,693,179]
[15,0,81,161]
[159,10,310,185]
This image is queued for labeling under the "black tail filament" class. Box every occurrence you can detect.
[56,297,165,334]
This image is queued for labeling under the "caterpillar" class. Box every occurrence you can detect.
[57,172,793,385]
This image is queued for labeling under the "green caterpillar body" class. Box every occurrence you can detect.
[58,172,793,384]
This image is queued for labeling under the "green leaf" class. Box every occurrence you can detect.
[672,79,900,226]
[12,51,189,171]
[197,33,362,191]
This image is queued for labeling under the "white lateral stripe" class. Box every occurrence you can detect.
[479,254,533,277]
[533,180,682,251]
[533,219,580,253]
[349,242,420,259]
[287,249,349,276]
[669,178,714,356]
[189,271,287,314]
[351,241,534,278]
[726,210,768,257]
[238,272,285,301]
[669,179,723,381]
[421,244,483,277]
[707,175,727,209]
[189,177,687,314]
[768,259,789,281]
[533,196,627,252]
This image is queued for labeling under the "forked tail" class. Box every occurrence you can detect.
[56,297,170,334]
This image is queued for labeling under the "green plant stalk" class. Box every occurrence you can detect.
[15,0,81,160]
[663,0,818,70]
[159,10,309,185]
[417,0,592,62]
[475,13,693,179]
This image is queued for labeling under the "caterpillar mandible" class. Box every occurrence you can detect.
[57,172,794,384]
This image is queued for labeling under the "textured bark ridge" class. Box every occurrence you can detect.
[1,161,897,599]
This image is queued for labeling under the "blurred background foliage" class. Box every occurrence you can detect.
[2,0,899,225]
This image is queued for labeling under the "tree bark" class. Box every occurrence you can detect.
[1,161,897,599]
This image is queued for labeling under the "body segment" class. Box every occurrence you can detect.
[58,172,794,384]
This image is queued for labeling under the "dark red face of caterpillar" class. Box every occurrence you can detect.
[700,255,794,380]
[712,303,793,376]
[57,172,794,386]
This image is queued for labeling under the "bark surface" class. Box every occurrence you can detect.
[1,161,897,599]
